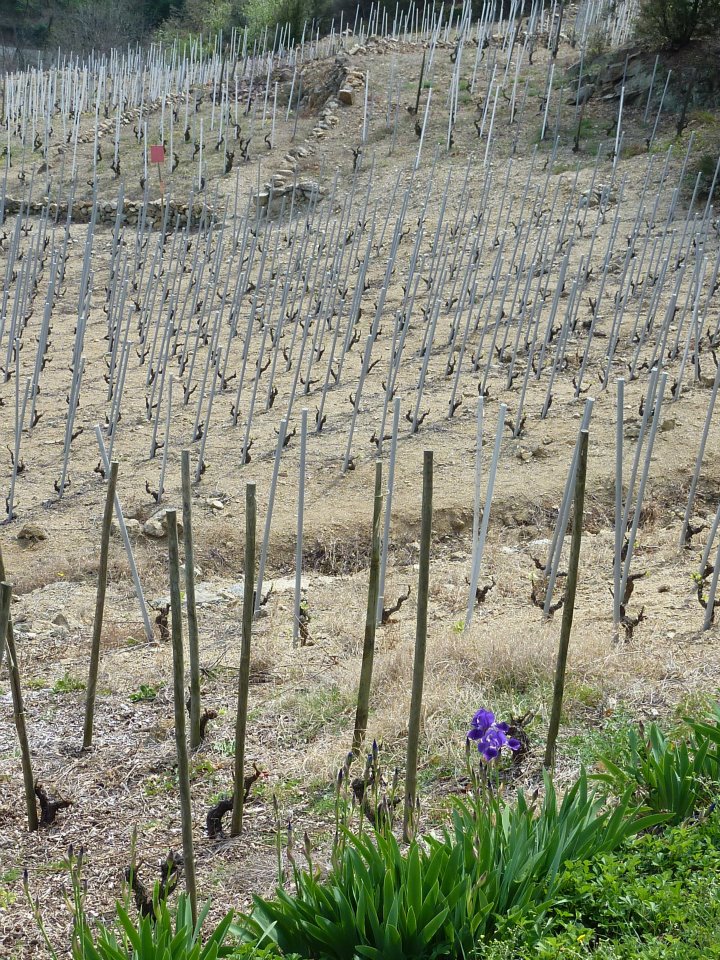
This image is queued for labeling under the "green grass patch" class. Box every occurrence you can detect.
[288,685,356,742]
[562,707,637,768]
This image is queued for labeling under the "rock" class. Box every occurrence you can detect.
[338,87,354,105]
[18,522,47,542]
[143,518,165,538]
[143,507,183,539]
[567,83,595,106]
[207,499,224,511]
[52,613,69,627]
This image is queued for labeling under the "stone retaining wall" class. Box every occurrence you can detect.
[2,194,210,227]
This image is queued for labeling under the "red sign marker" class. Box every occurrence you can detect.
[150,144,165,164]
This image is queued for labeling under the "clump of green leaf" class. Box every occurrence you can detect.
[26,845,238,960]
[476,811,720,958]
[550,809,720,957]
[591,710,720,824]
[52,672,85,694]
[235,771,662,959]
[129,683,161,703]
[75,896,235,960]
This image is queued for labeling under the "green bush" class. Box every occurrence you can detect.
[242,0,327,44]
[635,0,720,48]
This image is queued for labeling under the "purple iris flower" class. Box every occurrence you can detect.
[468,709,495,738]
[467,708,522,763]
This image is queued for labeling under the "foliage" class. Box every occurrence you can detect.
[449,772,665,941]
[25,710,720,960]
[634,0,720,48]
[153,0,236,54]
[52,672,86,694]
[241,0,326,44]
[591,711,720,824]
[153,0,327,47]
[48,0,146,53]
[549,810,720,957]
[470,812,720,957]
[236,771,663,959]
[693,151,719,201]
[26,846,237,960]
[129,683,160,702]
[584,26,609,60]
[72,896,236,960]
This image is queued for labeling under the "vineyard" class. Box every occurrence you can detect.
[1,0,720,956]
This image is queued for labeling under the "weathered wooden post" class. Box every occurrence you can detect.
[167,511,198,922]
[403,451,433,842]
[232,483,256,836]
[83,461,120,749]
[352,462,383,754]
[544,430,589,769]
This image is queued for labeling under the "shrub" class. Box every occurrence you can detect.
[154,0,235,47]
[242,0,328,44]
[635,0,720,48]
[694,151,719,201]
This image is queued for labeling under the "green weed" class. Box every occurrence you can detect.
[129,684,161,702]
[52,673,86,694]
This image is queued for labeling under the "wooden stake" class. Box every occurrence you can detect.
[182,450,202,750]
[293,411,308,648]
[544,430,588,769]
[414,50,426,116]
[83,461,119,750]
[231,483,256,836]
[167,511,198,923]
[2,580,37,831]
[0,578,6,674]
[403,450,433,842]
[352,462,383,755]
